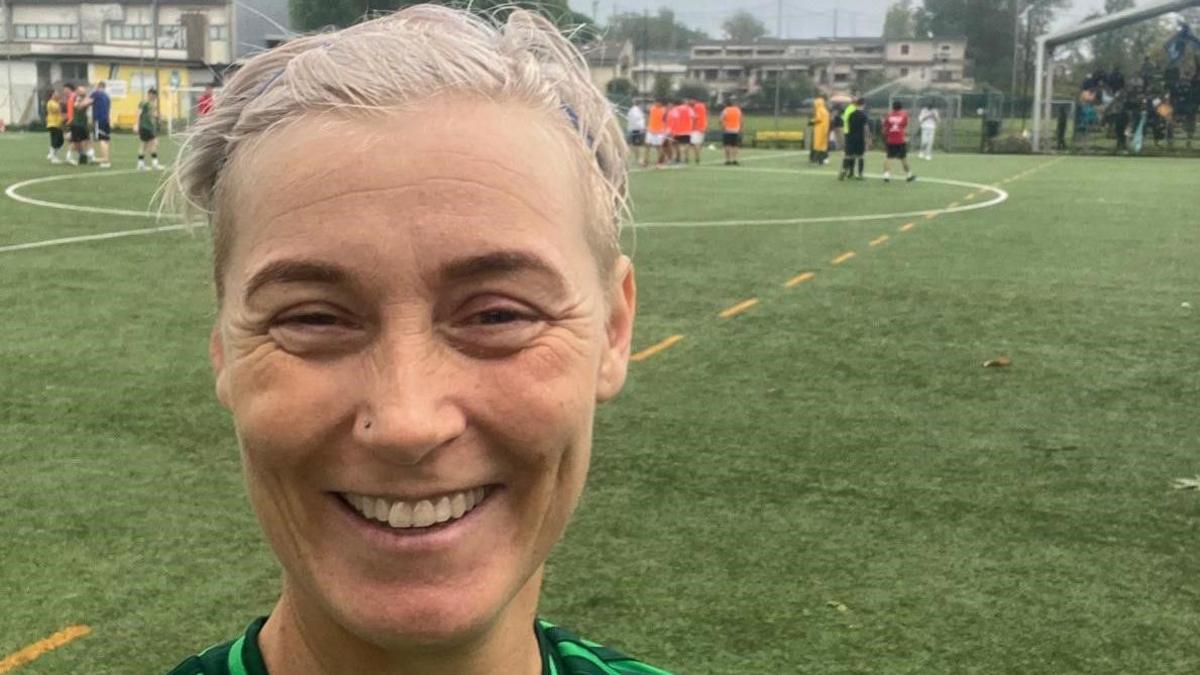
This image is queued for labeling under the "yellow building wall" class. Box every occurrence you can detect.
[87,63,192,130]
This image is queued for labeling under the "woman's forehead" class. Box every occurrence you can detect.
[221,104,595,289]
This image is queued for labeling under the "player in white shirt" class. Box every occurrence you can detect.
[626,103,648,167]
[918,105,940,160]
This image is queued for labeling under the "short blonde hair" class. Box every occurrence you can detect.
[170,5,628,296]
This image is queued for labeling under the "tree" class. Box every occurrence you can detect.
[675,79,711,103]
[1088,0,1174,78]
[289,0,595,36]
[746,74,815,112]
[721,10,768,42]
[605,8,710,52]
[919,0,1070,90]
[606,77,635,99]
[652,73,673,100]
[882,0,916,40]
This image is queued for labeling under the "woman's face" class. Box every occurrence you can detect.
[210,101,634,648]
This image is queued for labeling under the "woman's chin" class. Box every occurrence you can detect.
[331,580,512,650]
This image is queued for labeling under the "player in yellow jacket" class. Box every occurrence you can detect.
[45,91,65,163]
[809,97,830,165]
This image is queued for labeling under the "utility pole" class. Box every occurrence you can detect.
[829,9,839,97]
[1010,0,1022,118]
[773,0,783,128]
[641,8,648,97]
[152,0,160,120]
[3,0,13,126]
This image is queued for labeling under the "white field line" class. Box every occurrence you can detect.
[5,169,161,218]
[3,151,1000,253]
[628,149,805,174]
[634,169,1008,229]
[0,223,205,254]
[1,169,207,254]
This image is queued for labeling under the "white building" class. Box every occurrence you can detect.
[0,0,242,127]
[686,36,973,99]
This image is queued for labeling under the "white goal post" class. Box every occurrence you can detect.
[1032,0,1200,151]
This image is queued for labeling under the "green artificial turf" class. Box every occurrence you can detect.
[1,132,1198,674]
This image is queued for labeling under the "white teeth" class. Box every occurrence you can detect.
[434,497,452,523]
[388,501,413,528]
[344,487,488,530]
[412,500,436,527]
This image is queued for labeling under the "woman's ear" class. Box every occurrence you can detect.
[596,256,636,403]
[210,323,231,409]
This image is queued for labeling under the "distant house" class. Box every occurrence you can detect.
[0,0,237,127]
[629,50,688,97]
[581,39,633,93]
[686,36,973,99]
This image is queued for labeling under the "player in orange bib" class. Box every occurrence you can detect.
[720,99,743,165]
[646,98,669,167]
[667,99,693,164]
[688,98,708,164]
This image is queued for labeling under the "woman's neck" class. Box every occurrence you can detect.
[259,573,544,675]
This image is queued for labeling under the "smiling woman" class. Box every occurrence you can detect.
[165,5,666,675]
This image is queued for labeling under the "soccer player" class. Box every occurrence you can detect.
[626,101,647,167]
[689,97,707,164]
[840,97,869,181]
[197,83,215,116]
[45,90,64,163]
[62,83,77,163]
[91,81,113,168]
[135,87,163,170]
[918,103,940,160]
[883,100,916,183]
[809,97,830,165]
[68,84,92,166]
[646,97,668,167]
[667,98,692,164]
[721,97,743,165]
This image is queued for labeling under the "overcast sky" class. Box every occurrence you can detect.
[566,0,1119,40]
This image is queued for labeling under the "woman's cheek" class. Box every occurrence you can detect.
[232,354,356,461]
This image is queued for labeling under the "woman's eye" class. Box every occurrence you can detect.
[284,313,342,327]
[476,308,526,325]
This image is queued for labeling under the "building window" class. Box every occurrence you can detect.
[14,24,78,41]
[900,67,909,76]
[209,25,228,41]
[900,44,910,55]
[110,24,152,41]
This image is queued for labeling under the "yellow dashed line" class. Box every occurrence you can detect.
[869,235,889,247]
[832,251,857,265]
[0,625,91,674]
[924,212,937,220]
[631,335,685,362]
[718,298,760,319]
[899,222,916,232]
[785,271,816,288]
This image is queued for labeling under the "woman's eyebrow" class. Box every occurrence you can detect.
[439,251,567,292]
[243,259,349,301]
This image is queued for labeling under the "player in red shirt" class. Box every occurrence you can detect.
[666,99,693,164]
[883,100,916,182]
[688,98,707,164]
[197,84,215,115]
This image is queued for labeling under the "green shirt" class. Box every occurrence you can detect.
[139,101,157,134]
[167,617,672,675]
[842,103,857,129]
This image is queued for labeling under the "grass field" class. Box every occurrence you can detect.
[2,130,1198,674]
